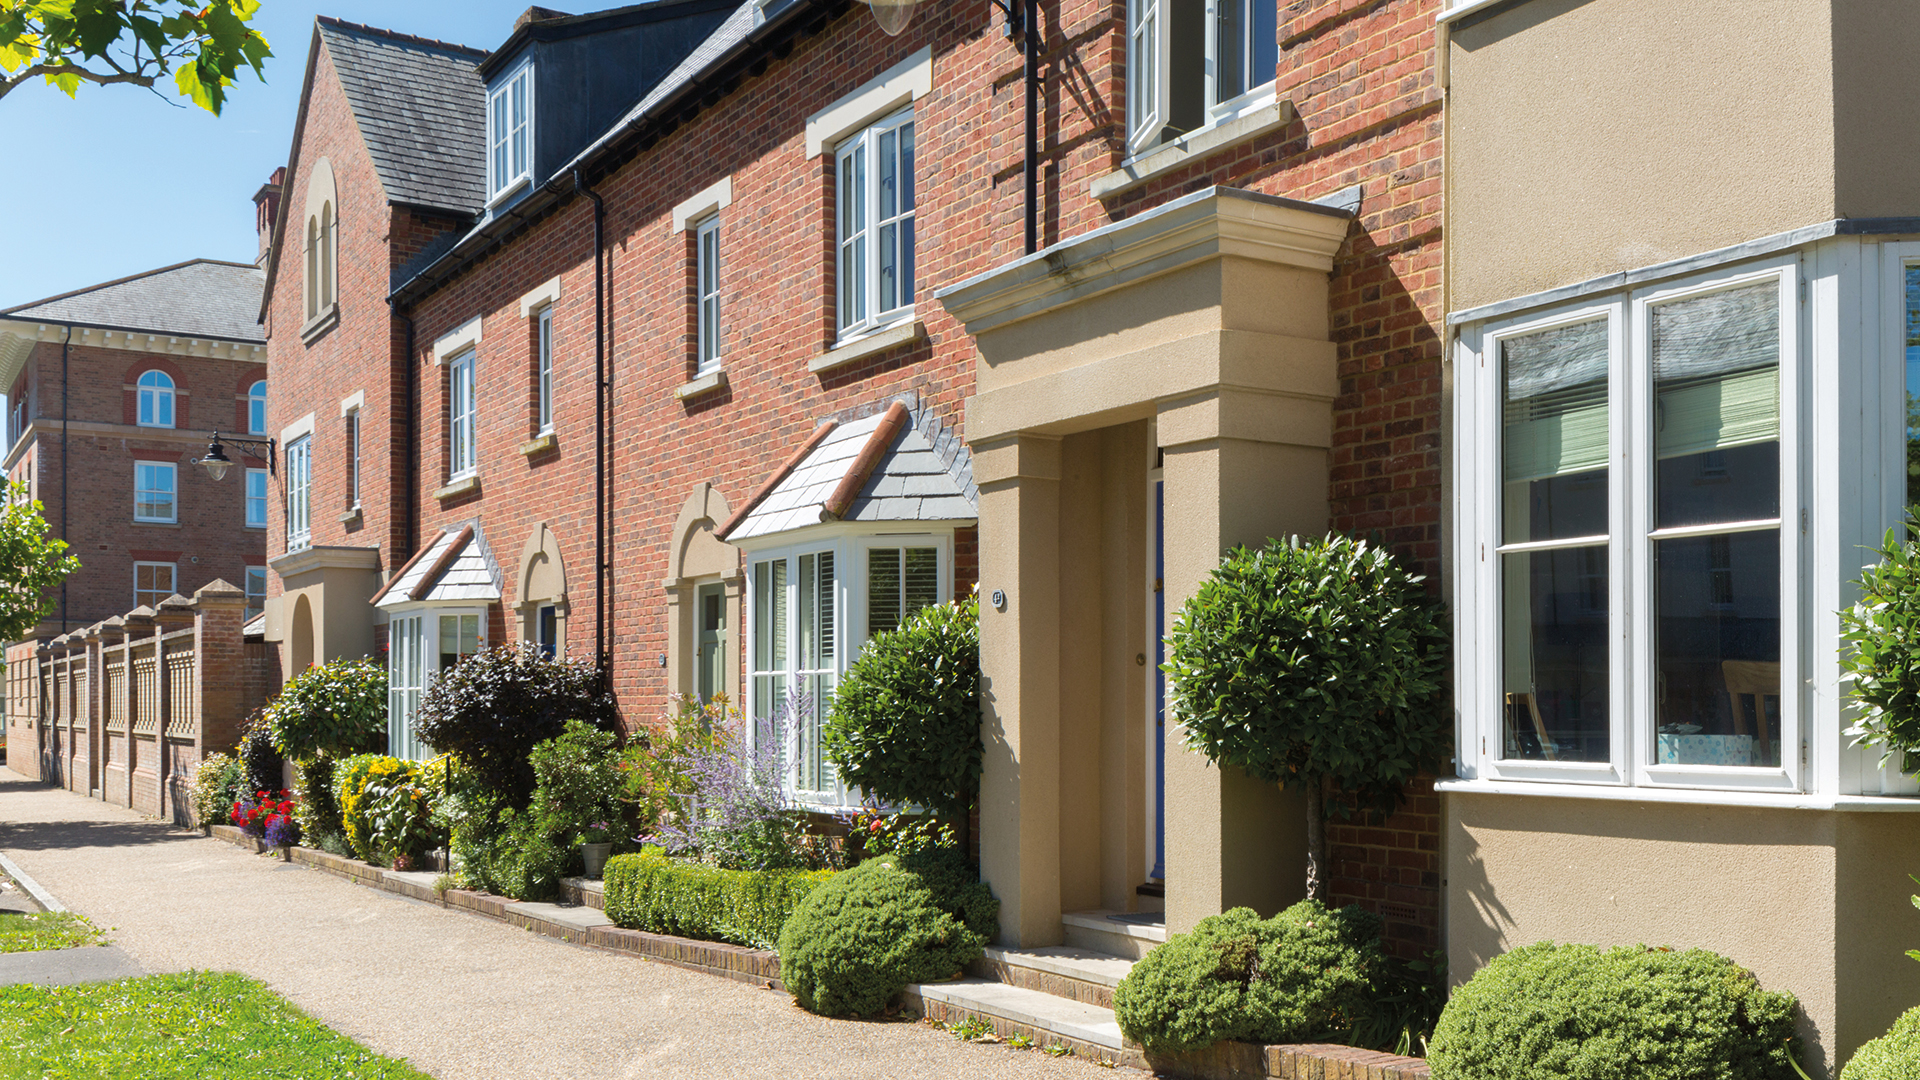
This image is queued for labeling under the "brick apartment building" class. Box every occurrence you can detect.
[260,0,1445,970]
[0,260,271,628]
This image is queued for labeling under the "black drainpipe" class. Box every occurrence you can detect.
[392,300,418,558]
[59,324,71,631]
[574,171,609,687]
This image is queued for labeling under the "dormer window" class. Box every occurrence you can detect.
[489,63,533,202]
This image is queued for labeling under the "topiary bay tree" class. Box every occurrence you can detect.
[824,594,981,845]
[1840,525,1920,776]
[1165,534,1449,900]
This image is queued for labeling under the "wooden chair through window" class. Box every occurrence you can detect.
[1722,660,1781,764]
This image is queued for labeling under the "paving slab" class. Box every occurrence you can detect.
[0,944,142,987]
[0,769,1112,1080]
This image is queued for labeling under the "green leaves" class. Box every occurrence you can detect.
[0,498,79,641]
[1840,527,1920,776]
[263,657,387,761]
[824,595,981,821]
[0,0,270,114]
[1165,534,1450,819]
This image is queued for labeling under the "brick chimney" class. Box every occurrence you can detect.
[252,167,284,267]
[515,6,571,31]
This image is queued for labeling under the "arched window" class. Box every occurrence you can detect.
[305,217,319,320]
[303,158,338,326]
[248,380,267,435]
[319,201,335,309]
[136,371,175,428]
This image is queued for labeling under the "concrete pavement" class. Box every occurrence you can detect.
[0,768,1108,1080]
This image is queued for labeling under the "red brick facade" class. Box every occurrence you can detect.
[269,0,1445,951]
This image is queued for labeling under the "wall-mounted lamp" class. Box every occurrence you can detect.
[196,431,277,480]
[862,0,920,35]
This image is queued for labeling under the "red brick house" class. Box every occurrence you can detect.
[261,0,1443,1033]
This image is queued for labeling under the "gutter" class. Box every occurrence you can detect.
[390,0,851,309]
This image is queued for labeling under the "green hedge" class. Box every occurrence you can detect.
[1843,1005,1920,1080]
[1428,942,1800,1080]
[602,849,832,951]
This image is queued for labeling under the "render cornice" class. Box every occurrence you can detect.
[935,187,1353,338]
[269,544,384,580]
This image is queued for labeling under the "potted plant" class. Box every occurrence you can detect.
[580,821,614,879]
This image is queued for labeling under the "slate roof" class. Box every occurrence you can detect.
[0,260,265,343]
[317,18,488,214]
[726,401,977,543]
[375,521,503,608]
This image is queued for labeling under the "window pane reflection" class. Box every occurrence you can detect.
[1655,530,1781,768]
[1501,546,1609,762]
[1904,265,1920,512]
[1502,319,1608,544]
[1653,282,1779,528]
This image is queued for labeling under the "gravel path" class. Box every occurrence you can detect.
[0,768,1109,1080]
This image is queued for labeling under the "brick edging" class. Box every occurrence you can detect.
[202,826,1427,1078]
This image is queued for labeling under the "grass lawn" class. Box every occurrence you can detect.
[0,911,106,953]
[0,971,433,1079]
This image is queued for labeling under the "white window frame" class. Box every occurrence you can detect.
[133,460,176,523]
[448,350,477,480]
[742,528,953,808]
[136,371,175,429]
[1126,0,1277,154]
[248,380,267,435]
[536,305,554,434]
[835,108,916,342]
[345,407,362,510]
[696,215,722,375]
[286,435,312,552]
[133,561,176,609]
[487,61,534,203]
[245,467,268,528]
[244,565,267,620]
[386,604,488,761]
[1456,256,1803,797]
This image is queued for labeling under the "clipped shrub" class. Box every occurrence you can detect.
[292,756,346,855]
[777,854,991,1017]
[263,657,388,761]
[526,720,625,851]
[236,709,284,796]
[602,848,833,950]
[1167,535,1448,898]
[1843,1005,1920,1080]
[414,643,617,809]
[1113,902,1386,1054]
[825,595,981,822]
[1427,942,1801,1080]
[188,753,246,828]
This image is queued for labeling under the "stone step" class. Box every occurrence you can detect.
[1060,909,1165,961]
[971,944,1134,1009]
[903,977,1141,1070]
[558,876,606,910]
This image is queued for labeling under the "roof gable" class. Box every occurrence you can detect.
[317,18,489,215]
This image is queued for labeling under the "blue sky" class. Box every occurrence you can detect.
[0,2,539,309]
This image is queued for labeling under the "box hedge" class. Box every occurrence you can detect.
[1843,1005,1920,1080]
[601,849,832,951]
[1112,901,1386,1054]
[1427,942,1801,1080]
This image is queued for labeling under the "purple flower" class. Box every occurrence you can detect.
[263,814,302,849]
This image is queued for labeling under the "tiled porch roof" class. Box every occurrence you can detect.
[373,520,502,608]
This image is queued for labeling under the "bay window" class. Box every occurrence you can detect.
[1460,259,1799,793]
[388,608,486,761]
[746,533,950,805]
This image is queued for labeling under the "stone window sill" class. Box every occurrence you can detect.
[520,432,557,457]
[300,305,340,346]
[131,520,181,528]
[675,369,727,401]
[434,475,480,501]
[1090,100,1296,202]
[337,506,362,526]
[810,320,925,375]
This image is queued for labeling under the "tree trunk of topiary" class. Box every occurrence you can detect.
[1304,778,1327,902]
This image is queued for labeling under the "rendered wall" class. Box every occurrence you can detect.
[1446,0,1837,310]
[1448,792,1920,1070]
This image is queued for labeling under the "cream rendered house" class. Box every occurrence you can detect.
[1439,0,1920,1067]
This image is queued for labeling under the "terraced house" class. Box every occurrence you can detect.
[5,0,1912,1068]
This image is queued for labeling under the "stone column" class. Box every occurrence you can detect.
[975,433,1064,947]
[1158,386,1328,935]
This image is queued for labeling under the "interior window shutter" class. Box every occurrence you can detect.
[1128,0,1169,153]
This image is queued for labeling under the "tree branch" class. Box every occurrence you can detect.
[0,60,156,104]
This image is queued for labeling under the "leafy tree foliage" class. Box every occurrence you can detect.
[414,643,617,810]
[0,498,79,641]
[824,595,980,822]
[263,657,388,761]
[0,0,270,113]
[1841,527,1920,775]
[1165,534,1449,899]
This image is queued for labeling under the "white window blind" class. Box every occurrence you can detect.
[1502,319,1609,485]
[866,546,939,638]
[1652,284,1781,461]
